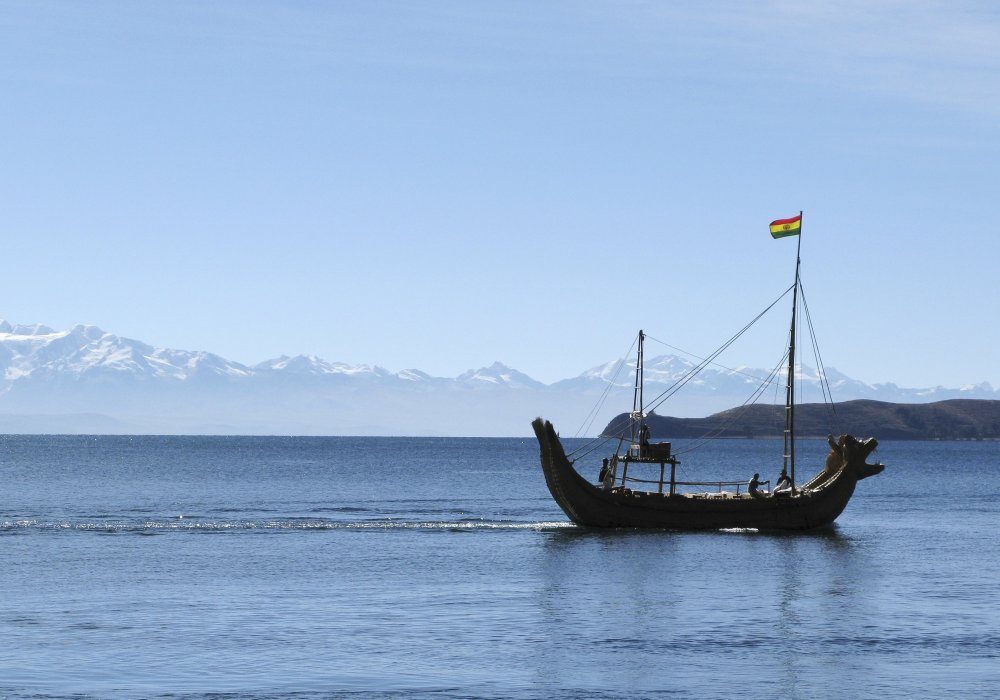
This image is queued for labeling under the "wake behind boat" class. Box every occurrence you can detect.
[532,213,884,530]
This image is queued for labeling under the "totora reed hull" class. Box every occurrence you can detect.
[532,418,884,531]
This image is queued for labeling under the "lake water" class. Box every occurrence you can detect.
[1,434,998,698]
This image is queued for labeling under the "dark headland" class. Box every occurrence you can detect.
[602,399,1000,440]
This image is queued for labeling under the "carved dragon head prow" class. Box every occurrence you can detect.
[826,433,885,481]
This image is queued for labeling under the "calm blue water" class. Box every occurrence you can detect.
[1,434,998,699]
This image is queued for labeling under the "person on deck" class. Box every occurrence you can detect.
[639,424,651,458]
[773,469,792,495]
[748,473,764,497]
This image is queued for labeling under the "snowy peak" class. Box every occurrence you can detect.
[255,355,335,374]
[566,354,702,385]
[398,368,433,382]
[0,320,59,337]
[254,355,391,379]
[0,319,248,382]
[70,324,110,343]
[457,361,545,389]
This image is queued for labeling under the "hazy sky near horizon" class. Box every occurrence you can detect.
[3,1,999,388]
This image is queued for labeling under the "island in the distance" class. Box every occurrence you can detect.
[602,399,1000,440]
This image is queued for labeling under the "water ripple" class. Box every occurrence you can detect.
[0,517,574,534]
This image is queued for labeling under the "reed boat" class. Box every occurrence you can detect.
[532,418,883,530]
[531,213,884,530]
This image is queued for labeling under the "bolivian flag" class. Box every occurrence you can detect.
[769,214,802,239]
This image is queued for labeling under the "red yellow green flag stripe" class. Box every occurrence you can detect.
[769,214,802,239]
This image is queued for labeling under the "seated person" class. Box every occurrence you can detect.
[748,472,764,496]
[773,469,792,495]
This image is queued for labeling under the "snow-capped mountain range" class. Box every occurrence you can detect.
[0,321,537,388]
[0,320,995,435]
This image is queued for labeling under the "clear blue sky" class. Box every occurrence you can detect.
[2,1,998,388]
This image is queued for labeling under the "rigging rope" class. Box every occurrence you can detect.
[672,348,790,455]
[566,284,795,462]
[800,283,841,435]
[640,284,795,417]
[566,335,639,461]
[572,335,638,439]
[565,284,795,464]
[644,335,776,384]
[562,270,846,477]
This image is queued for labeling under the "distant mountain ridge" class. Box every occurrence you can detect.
[1,319,997,435]
[0,322,539,388]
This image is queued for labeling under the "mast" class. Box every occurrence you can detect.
[782,212,803,488]
[631,330,645,445]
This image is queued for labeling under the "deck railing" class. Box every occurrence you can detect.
[620,475,770,495]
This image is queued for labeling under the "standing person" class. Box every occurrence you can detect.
[639,424,651,458]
